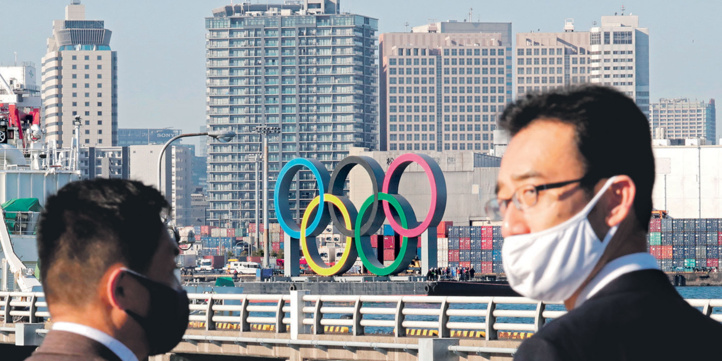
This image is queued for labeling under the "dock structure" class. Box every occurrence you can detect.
[2,291,722,360]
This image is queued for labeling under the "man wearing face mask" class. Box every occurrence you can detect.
[488,85,722,360]
[26,179,189,361]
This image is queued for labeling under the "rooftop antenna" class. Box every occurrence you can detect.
[404,21,409,32]
[468,7,473,22]
[621,5,625,15]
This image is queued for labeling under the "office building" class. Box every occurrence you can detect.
[516,14,649,116]
[41,1,118,148]
[205,0,378,228]
[380,21,512,152]
[117,128,182,146]
[650,98,716,145]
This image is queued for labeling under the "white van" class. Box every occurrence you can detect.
[228,261,262,274]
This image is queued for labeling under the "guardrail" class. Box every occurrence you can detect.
[4,291,722,341]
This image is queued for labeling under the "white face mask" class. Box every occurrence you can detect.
[502,177,618,302]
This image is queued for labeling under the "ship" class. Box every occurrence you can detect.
[0,62,80,291]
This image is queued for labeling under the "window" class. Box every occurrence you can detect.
[84,65,89,69]
[72,55,77,60]
[97,65,102,70]
[72,65,77,69]
[72,74,77,79]
[72,83,77,88]
[84,55,89,60]
[97,111,103,116]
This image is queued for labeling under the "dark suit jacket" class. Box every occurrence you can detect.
[25,330,123,361]
[514,269,722,361]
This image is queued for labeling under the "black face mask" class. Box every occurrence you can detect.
[122,269,189,356]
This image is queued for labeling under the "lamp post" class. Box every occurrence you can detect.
[72,116,82,171]
[254,125,280,268]
[157,130,236,222]
[247,153,262,257]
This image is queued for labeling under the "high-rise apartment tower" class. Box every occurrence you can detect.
[205,0,378,228]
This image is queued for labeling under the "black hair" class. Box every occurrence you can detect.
[37,179,170,306]
[499,85,655,231]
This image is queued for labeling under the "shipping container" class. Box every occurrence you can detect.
[649,232,661,246]
[707,259,719,268]
[449,238,460,250]
[201,225,211,236]
[481,261,493,274]
[383,249,396,261]
[383,236,395,249]
[437,221,453,237]
[448,250,460,262]
[383,224,394,236]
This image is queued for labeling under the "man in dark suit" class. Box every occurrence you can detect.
[486,85,722,360]
[26,179,189,361]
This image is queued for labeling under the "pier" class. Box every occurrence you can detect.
[2,291,722,360]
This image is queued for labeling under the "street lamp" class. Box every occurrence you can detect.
[254,125,280,268]
[157,130,236,218]
[247,153,262,258]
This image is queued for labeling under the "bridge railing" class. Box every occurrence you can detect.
[3,291,722,342]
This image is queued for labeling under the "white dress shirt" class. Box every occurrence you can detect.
[52,322,139,361]
[574,252,660,308]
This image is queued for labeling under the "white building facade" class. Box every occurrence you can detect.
[129,145,194,226]
[41,1,118,148]
[652,145,722,218]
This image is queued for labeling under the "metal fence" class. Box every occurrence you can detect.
[3,291,722,340]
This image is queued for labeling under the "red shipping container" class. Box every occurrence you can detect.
[201,226,210,236]
[383,249,396,260]
[481,226,493,237]
[194,235,201,241]
[227,229,235,237]
[272,242,281,251]
[460,261,471,268]
[448,250,459,262]
[481,239,493,250]
[649,246,661,259]
[417,237,422,248]
[718,232,722,245]
[460,239,471,250]
[437,221,453,237]
[649,219,661,232]
[383,236,395,249]
[481,261,493,274]
[707,259,719,268]
[662,245,673,259]
[370,235,379,248]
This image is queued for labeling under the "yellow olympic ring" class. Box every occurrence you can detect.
[300,194,358,276]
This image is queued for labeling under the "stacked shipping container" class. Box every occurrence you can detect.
[437,218,722,275]
[648,218,722,272]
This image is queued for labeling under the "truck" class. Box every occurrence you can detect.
[177,254,197,274]
[195,255,226,272]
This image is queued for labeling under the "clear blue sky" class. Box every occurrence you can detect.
[2,0,720,139]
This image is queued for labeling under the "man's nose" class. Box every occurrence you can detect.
[501,203,531,238]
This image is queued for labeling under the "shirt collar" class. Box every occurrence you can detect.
[52,322,139,361]
[574,252,660,308]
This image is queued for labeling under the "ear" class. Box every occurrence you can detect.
[605,175,636,228]
[105,266,129,310]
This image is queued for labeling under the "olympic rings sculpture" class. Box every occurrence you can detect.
[274,154,447,276]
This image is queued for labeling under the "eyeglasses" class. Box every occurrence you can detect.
[485,177,585,219]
